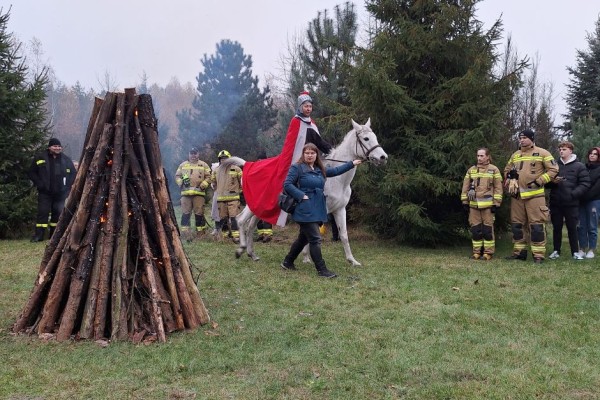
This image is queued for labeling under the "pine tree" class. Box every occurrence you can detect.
[0,8,50,238]
[177,39,275,161]
[350,0,518,245]
[565,16,600,125]
[291,2,358,143]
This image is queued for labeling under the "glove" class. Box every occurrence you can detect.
[491,205,497,214]
[199,180,209,190]
[467,188,476,201]
[507,169,519,180]
[508,179,519,196]
[182,174,191,187]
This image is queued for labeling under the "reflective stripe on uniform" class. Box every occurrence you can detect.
[181,189,206,196]
[217,195,240,201]
[519,187,545,199]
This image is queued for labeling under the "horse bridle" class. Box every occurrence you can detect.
[324,128,382,163]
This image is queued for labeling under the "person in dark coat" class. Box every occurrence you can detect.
[28,138,76,242]
[280,143,362,278]
[577,147,600,258]
[547,141,590,260]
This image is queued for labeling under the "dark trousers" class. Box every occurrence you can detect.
[285,222,325,270]
[551,205,580,254]
[36,192,66,228]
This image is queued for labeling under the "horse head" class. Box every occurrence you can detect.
[350,118,388,166]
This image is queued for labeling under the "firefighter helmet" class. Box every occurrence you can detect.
[218,150,231,159]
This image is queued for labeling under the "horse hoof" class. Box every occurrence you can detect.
[235,248,244,258]
[349,260,362,267]
[249,254,260,261]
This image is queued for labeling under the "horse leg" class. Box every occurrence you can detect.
[235,207,251,258]
[245,215,260,261]
[301,244,311,264]
[333,208,361,266]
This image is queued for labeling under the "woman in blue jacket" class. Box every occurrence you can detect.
[280,143,362,278]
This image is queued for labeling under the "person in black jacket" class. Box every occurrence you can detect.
[28,138,76,242]
[577,147,600,258]
[547,141,590,260]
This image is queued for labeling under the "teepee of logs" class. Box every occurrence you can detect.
[13,89,210,343]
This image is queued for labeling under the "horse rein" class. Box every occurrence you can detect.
[324,128,382,164]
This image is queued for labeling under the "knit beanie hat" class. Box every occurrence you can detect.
[297,91,312,110]
[519,129,535,141]
[48,138,62,147]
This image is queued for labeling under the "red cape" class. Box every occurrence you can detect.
[242,115,314,226]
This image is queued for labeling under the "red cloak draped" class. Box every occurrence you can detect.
[242,115,314,226]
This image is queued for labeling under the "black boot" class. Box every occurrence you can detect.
[30,227,45,243]
[315,261,337,278]
[505,250,528,261]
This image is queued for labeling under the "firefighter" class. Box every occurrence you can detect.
[175,147,211,240]
[461,147,503,260]
[212,150,242,243]
[28,138,76,242]
[504,129,558,263]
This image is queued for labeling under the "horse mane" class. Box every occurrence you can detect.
[326,123,364,161]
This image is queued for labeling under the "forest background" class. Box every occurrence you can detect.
[1,0,600,244]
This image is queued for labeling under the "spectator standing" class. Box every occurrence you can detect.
[547,142,590,260]
[576,147,600,258]
[28,138,76,242]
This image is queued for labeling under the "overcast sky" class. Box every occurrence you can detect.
[2,0,599,123]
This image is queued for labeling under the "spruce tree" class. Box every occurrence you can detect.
[350,0,517,245]
[0,8,50,238]
[565,16,600,125]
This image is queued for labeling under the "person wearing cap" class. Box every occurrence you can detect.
[503,129,558,263]
[28,138,76,242]
[175,147,212,240]
[211,149,242,243]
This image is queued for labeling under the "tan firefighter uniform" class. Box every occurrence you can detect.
[504,143,558,260]
[175,155,212,236]
[461,162,503,258]
[212,152,242,240]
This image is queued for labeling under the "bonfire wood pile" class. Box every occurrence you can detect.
[13,89,210,343]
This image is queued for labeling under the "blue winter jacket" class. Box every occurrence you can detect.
[284,161,355,223]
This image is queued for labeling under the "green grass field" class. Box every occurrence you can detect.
[1,226,599,399]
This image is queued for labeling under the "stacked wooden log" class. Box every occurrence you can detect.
[13,89,210,343]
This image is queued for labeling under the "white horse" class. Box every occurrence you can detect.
[225,118,388,265]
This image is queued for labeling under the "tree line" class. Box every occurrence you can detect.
[2,1,599,243]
